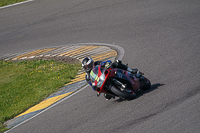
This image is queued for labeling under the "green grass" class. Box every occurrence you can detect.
[0,60,81,132]
[0,0,26,7]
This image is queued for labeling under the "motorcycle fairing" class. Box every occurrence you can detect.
[108,68,140,92]
[90,65,140,94]
[90,65,105,89]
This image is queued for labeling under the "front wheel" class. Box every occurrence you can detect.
[139,76,151,90]
[110,86,136,100]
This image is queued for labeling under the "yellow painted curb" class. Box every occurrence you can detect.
[16,91,74,117]
[9,45,117,118]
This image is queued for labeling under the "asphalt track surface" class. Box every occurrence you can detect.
[1,0,200,133]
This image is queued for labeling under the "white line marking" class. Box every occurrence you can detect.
[5,84,89,133]
[0,0,34,10]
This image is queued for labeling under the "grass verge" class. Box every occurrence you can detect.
[0,0,26,7]
[0,60,81,132]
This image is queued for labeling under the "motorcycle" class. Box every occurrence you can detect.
[90,65,151,100]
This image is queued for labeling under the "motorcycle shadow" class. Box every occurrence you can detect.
[115,83,165,102]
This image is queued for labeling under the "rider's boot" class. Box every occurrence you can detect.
[104,94,114,100]
[129,67,144,78]
[114,60,136,73]
[127,68,138,74]
[136,70,144,78]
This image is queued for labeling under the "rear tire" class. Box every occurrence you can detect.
[110,86,136,100]
[139,76,151,90]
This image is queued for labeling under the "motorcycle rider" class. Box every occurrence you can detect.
[82,57,140,100]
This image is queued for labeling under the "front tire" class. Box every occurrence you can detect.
[110,86,136,100]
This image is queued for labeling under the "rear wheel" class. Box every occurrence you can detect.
[110,86,136,100]
[139,76,151,90]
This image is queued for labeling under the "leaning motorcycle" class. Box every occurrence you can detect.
[90,65,151,100]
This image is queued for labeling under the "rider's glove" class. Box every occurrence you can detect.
[101,60,112,68]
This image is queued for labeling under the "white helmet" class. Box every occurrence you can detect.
[82,57,94,73]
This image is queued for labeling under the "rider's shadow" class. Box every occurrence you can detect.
[115,83,165,102]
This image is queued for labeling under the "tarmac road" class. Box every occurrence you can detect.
[1,0,200,132]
